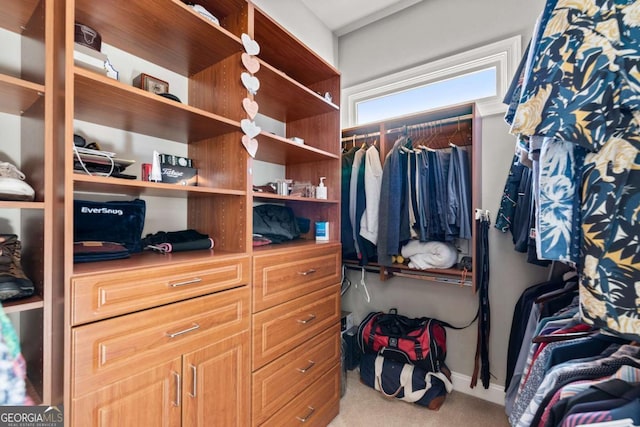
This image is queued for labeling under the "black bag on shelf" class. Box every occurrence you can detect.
[74,199,146,253]
[253,204,300,243]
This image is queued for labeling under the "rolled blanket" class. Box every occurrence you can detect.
[400,240,458,270]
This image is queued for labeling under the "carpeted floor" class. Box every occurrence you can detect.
[328,370,510,427]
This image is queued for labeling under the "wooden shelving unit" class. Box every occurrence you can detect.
[3,0,341,423]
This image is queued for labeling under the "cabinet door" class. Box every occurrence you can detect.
[182,331,250,427]
[72,358,182,427]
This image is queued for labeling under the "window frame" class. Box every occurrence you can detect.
[341,35,522,127]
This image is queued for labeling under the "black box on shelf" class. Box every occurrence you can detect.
[159,153,193,168]
[160,163,197,186]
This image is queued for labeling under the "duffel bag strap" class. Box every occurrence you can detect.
[374,356,403,399]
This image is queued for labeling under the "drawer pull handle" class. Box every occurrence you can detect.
[296,406,315,423]
[297,314,316,324]
[170,277,203,288]
[297,269,316,276]
[173,372,181,407]
[296,360,316,373]
[189,365,197,398]
[167,323,200,338]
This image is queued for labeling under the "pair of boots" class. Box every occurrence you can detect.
[0,235,35,301]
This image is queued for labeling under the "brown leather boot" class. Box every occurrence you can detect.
[0,234,35,301]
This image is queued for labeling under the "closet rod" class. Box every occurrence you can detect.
[341,113,473,142]
[340,131,381,143]
[385,113,474,135]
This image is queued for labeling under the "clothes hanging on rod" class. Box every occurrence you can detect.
[377,136,473,267]
[343,141,381,266]
[503,0,640,342]
[504,281,639,427]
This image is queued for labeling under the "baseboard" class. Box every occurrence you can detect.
[450,371,506,406]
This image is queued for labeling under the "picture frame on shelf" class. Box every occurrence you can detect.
[132,73,169,94]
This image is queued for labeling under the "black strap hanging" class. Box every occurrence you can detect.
[471,210,491,389]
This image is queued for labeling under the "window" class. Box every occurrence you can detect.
[342,36,521,126]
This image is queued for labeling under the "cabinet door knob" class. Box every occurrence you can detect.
[297,269,316,276]
[189,365,197,398]
[170,277,203,287]
[296,314,316,324]
[172,371,181,407]
[296,406,315,423]
[166,323,201,338]
[296,360,316,373]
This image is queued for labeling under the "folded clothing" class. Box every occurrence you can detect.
[400,240,458,270]
[74,241,130,263]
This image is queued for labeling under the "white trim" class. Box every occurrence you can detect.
[450,370,506,406]
[341,35,522,125]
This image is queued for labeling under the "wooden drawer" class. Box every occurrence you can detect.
[252,243,340,312]
[72,286,249,398]
[260,363,340,427]
[252,285,340,370]
[252,323,340,425]
[71,254,249,325]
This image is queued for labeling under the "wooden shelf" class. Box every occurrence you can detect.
[74,68,240,142]
[255,60,339,122]
[72,248,245,276]
[254,132,339,164]
[252,192,338,204]
[344,260,471,286]
[252,239,340,254]
[73,174,246,198]
[1,0,40,34]
[74,0,243,76]
[0,73,44,116]
[2,295,44,314]
[253,7,339,88]
[0,201,45,210]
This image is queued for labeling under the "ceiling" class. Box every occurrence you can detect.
[301,0,424,36]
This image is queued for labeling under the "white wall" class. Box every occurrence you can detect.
[251,0,338,66]
[338,0,549,399]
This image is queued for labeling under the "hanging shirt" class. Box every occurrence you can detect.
[509,0,640,152]
[360,145,383,245]
[579,134,640,342]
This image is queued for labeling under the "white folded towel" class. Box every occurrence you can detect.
[400,240,458,270]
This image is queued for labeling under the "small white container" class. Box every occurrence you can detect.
[315,221,329,241]
[316,177,327,200]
